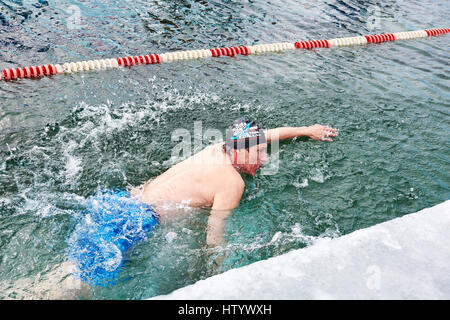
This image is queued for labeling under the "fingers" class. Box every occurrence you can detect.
[325,127,338,133]
[321,127,339,142]
[312,124,339,141]
[325,127,339,136]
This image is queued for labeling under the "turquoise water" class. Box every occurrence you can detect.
[0,0,449,299]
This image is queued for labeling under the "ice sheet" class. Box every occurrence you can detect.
[152,200,450,299]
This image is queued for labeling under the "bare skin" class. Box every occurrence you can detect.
[39,123,337,299]
[130,124,338,247]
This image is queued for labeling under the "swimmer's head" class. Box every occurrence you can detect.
[223,118,268,176]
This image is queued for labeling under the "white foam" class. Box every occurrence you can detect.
[151,200,450,300]
[292,178,308,188]
[310,168,326,183]
[65,154,82,179]
[165,232,178,243]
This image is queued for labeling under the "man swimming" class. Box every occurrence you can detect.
[44,118,338,296]
[129,118,338,247]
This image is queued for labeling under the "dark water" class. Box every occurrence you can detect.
[0,0,449,299]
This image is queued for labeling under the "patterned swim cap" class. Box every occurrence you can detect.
[225,118,266,150]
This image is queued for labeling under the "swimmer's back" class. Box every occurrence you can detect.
[131,144,243,208]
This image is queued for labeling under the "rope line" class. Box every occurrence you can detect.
[1,28,448,81]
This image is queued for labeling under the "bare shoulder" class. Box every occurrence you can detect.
[213,167,245,204]
[212,169,245,210]
[231,171,245,192]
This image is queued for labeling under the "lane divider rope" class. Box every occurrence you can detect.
[1,28,448,81]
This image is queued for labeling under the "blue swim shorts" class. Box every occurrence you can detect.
[67,189,159,286]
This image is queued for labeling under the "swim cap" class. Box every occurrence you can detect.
[225,118,266,150]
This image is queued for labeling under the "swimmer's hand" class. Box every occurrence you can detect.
[307,124,339,142]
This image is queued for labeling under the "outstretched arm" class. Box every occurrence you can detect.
[264,124,338,144]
